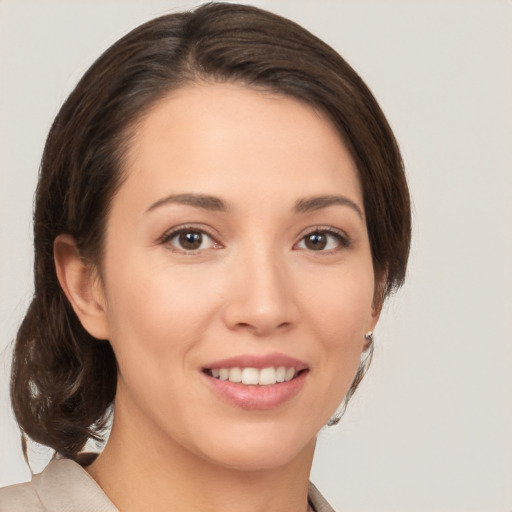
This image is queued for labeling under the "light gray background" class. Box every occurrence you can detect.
[1,1,511,511]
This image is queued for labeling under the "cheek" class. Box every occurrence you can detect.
[302,262,375,338]
[102,255,223,364]
[100,260,223,425]
[299,262,375,394]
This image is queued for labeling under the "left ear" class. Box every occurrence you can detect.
[363,308,381,352]
[364,272,386,351]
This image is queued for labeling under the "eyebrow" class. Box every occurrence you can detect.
[294,195,363,219]
[146,193,227,213]
[146,192,363,218]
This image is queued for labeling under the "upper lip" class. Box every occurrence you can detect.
[203,353,308,371]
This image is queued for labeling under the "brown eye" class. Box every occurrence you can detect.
[178,231,203,250]
[164,228,218,253]
[296,229,348,252]
[304,233,327,250]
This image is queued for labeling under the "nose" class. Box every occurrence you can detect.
[221,246,299,336]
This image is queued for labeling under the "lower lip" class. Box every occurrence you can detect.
[203,371,308,410]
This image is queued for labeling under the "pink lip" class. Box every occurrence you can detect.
[201,352,309,410]
[203,353,308,371]
[203,371,308,410]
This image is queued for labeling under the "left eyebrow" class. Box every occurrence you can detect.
[294,195,363,219]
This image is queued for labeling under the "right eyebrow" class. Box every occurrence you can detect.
[146,193,227,213]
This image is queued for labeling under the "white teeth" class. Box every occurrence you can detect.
[228,367,242,383]
[209,366,299,385]
[276,366,286,382]
[285,367,295,382]
[259,367,276,385]
[241,368,259,385]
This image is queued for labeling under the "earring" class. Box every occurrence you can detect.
[364,331,374,343]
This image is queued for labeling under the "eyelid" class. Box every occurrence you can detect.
[157,224,351,254]
[294,225,351,251]
[158,224,222,253]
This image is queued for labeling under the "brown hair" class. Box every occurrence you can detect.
[11,2,411,460]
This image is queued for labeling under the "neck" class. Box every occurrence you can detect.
[86,395,315,512]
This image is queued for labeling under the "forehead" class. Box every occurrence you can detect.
[118,82,362,211]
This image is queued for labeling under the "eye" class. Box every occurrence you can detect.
[162,227,219,253]
[296,229,349,252]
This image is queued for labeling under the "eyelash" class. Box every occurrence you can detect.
[160,225,221,254]
[294,226,351,253]
[159,225,351,254]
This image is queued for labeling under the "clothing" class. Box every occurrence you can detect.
[0,459,335,512]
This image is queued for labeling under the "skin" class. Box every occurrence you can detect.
[55,82,379,512]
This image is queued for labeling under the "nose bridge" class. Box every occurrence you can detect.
[222,238,297,335]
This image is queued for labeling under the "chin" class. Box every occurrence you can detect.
[205,443,314,472]
[187,420,318,472]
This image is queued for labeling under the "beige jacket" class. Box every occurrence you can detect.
[0,459,335,512]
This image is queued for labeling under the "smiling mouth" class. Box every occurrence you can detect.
[203,366,308,386]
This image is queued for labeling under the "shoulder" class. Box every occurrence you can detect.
[0,459,118,512]
[308,481,336,512]
[0,481,42,512]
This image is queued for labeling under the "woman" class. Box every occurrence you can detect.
[0,3,410,511]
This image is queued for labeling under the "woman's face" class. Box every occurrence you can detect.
[97,83,378,470]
